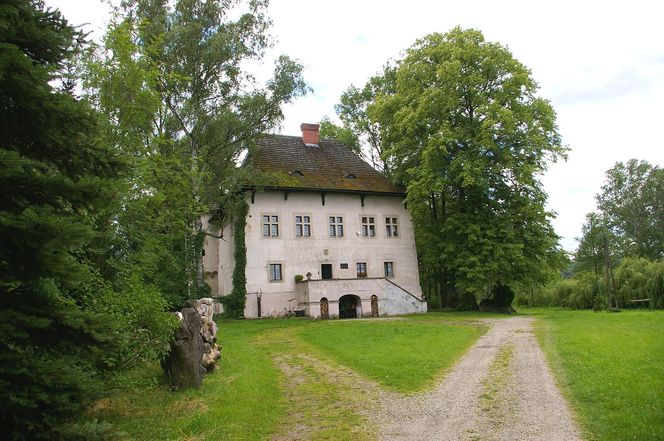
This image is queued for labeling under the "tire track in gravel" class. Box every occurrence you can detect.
[376,316,583,441]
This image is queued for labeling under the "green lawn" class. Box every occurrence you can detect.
[91,313,491,440]
[534,309,664,441]
[298,319,485,392]
[94,319,304,440]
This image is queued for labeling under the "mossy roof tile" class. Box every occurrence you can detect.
[248,134,404,195]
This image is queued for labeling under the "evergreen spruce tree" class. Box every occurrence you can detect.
[0,1,154,438]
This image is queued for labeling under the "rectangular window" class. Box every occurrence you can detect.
[356,262,367,278]
[329,216,344,237]
[295,215,311,237]
[263,215,279,237]
[340,263,349,269]
[269,263,282,282]
[385,217,399,237]
[384,261,394,278]
[361,216,376,237]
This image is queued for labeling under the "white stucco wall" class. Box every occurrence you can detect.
[298,278,426,318]
[203,189,425,317]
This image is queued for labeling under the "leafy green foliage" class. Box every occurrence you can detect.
[349,27,566,305]
[84,0,308,308]
[596,159,663,260]
[0,2,176,438]
[561,159,664,310]
[319,116,361,155]
[574,212,611,278]
[517,258,664,309]
[336,64,396,173]
[491,283,515,307]
[614,258,664,308]
[221,200,249,318]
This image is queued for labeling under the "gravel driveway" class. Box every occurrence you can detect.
[376,316,583,441]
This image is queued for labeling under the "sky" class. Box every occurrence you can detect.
[46,0,664,252]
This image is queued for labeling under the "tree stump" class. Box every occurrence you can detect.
[162,298,222,390]
[162,307,206,390]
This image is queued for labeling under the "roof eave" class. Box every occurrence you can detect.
[241,184,406,197]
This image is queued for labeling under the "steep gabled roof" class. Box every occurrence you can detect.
[248,134,404,195]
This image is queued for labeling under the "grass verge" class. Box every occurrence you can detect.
[297,318,487,392]
[534,309,664,441]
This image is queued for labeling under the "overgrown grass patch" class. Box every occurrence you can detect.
[92,318,306,440]
[534,309,664,441]
[298,318,486,392]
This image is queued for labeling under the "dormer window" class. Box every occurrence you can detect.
[290,170,304,176]
[346,173,357,179]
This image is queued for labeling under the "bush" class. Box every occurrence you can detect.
[614,258,664,308]
[492,283,515,307]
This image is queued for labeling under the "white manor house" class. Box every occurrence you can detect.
[203,123,427,318]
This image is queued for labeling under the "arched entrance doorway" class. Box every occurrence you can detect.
[339,294,362,319]
[371,295,379,317]
[320,297,329,319]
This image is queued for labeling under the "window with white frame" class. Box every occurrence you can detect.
[328,216,344,237]
[385,216,399,237]
[295,215,311,237]
[269,263,283,282]
[384,261,394,278]
[262,215,279,237]
[361,216,376,237]
[356,262,367,277]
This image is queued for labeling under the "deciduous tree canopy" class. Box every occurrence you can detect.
[342,27,567,304]
[85,0,308,308]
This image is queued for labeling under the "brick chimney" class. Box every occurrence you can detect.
[300,123,320,147]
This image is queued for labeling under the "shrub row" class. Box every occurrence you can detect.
[516,258,664,309]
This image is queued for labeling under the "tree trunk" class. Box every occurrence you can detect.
[603,236,619,311]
